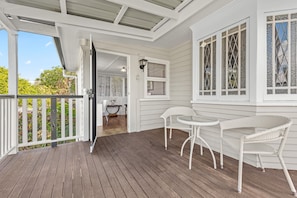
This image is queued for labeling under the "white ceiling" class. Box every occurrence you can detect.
[97,51,127,75]
[0,0,233,71]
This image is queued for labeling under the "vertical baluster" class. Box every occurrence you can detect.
[42,99,46,141]
[69,99,73,137]
[51,98,57,147]
[61,98,65,138]
[7,99,11,152]
[76,98,79,139]
[4,99,8,154]
[32,99,38,143]
[22,99,28,145]
[1,100,4,157]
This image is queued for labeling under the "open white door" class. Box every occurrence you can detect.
[89,35,97,153]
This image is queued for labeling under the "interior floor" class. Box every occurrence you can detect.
[97,115,127,137]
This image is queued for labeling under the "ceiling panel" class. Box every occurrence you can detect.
[7,0,61,12]
[119,8,163,30]
[66,0,121,22]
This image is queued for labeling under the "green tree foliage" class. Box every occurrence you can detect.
[0,66,8,94]
[0,66,75,95]
[0,66,37,95]
[37,66,75,94]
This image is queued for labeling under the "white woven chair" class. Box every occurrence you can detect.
[220,115,296,196]
[160,106,196,150]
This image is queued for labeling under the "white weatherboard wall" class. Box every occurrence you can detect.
[191,0,297,170]
[169,41,192,107]
[140,41,194,131]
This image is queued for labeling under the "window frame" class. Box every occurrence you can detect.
[144,57,170,99]
[195,19,249,102]
[265,10,297,100]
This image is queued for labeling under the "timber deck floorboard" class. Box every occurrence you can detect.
[0,128,296,197]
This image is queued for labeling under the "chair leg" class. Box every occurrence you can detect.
[257,154,265,172]
[278,155,297,196]
[220,138,224,169]
[169,128,172,139]
[164,128,168,150]
[238,142,244,193]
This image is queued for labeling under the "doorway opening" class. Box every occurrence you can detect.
[96,50,129,137]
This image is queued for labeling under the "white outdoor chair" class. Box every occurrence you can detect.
[102,99,109,125]
[160,106,196,150]
[220,115,296,196]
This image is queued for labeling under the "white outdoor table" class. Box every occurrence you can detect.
[177,115,219,170]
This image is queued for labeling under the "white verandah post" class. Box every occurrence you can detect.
[8,31,18,154]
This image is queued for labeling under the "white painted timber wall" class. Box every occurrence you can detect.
[169,41,192,107]
[140,41,193,131]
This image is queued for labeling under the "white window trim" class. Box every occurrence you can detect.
[264,10,297,101]
[144,57,170,99]
[194,19,250,102]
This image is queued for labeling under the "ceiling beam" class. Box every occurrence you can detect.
[0,1,154,40]
[59,0,67,14]
[0,12,17,32]
[114,5,128,24]
[106,0,179,20]
[153,0,214,41]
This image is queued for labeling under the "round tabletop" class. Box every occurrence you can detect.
[177,115,219,126]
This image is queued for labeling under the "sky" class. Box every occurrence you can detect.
[0,30,61,83]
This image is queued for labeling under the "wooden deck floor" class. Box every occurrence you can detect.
[0,129,296,198]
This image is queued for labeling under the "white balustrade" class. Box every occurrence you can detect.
[0,95,16,160]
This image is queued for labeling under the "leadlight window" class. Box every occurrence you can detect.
[221,23,247,96]
[266,13,297,95]
[199,36,216,96]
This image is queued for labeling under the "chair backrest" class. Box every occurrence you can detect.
[160,106,196,120]
[220,115,292,148]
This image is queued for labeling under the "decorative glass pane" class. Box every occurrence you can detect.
[148,63,166,78]
[275,22,288,87]
[222,37,226,90]
[204,43,211,90]
[275,14,288,21]
[240,29,246,89]
[227,32,239,89]
[221,22,246,96]
[291,21,297,87]
[147,81,165,95]
[199,35,216,96]
[267,16,273,22]
[212,41,216,92]
[267,23,273,88]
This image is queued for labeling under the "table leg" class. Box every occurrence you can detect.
[197,136,217,169]
[180,136,192,156]
[189,126,198,170]
[180,125,194,156]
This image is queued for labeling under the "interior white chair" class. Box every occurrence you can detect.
[160,106,196,150]
[220,115,296,196]
[102,99,109,125]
